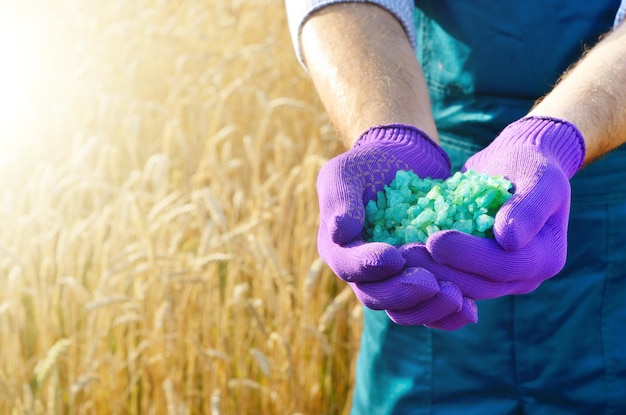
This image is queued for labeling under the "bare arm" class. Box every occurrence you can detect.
[529,20,626,166]
[300,3,437,146]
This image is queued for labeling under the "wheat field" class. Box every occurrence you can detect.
[0,1,362,414]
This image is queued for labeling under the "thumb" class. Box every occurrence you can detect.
[317,158,367,245]
[494,165,570,251]
[317,230,405,283]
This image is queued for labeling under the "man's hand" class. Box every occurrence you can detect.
[317,124,477,329]
[404,116,585,300]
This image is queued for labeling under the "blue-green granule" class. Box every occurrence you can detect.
[363,169,513,245]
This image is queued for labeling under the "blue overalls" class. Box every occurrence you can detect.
[351,2,626,413]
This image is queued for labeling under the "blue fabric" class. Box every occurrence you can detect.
[414,0,619,152]
[351,1,626,413]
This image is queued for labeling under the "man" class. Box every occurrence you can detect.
[286,1,626,413]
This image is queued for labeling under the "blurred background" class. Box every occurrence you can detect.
[0,1,361,413]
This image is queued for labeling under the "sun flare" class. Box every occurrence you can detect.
[0,9,39,150]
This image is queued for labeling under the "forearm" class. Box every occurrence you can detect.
[300,3,438,146]
[529,20,626,166]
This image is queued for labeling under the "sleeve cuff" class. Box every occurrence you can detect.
[615,0,626,28]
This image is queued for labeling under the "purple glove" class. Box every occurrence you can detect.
[410,116,585,300]
[317,124,477,329]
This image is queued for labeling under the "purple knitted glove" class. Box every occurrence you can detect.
[412,116,585,300]
[317,124,477,329]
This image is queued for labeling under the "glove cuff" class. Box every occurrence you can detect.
[502,116,586,178]
[354,124,451,172]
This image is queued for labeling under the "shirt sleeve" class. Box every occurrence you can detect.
[615,0,626,27]
[285,0,416,68]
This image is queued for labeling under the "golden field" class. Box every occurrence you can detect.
[0,1,361,413]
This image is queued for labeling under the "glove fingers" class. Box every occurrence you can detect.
[385,281,463,325]
[493,165,570,251]
[350,267,440,310]
[426,227,567,283]
[400,244,524,300]
[426,297,478,331]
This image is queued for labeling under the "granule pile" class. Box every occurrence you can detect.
[364,169,513,245]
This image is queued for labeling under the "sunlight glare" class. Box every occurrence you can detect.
[0,9,40,151]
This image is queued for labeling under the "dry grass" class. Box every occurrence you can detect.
[0,1,361,414]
